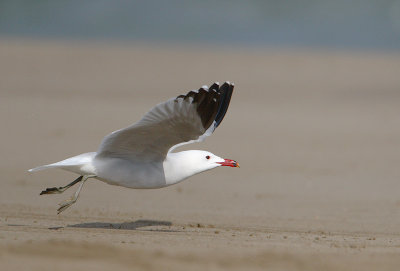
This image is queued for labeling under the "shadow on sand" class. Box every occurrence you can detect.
[68,219,175,231]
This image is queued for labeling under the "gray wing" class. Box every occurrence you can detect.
[96,82,234,162]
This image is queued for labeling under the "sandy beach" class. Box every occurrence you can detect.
[1,39,400,270]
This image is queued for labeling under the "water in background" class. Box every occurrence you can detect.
[1,0,400,50]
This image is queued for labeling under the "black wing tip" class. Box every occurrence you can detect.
[207,81,234,128]
[214,82,234,128]
[176,81,233,98]
[176,81,234,130]
[209,81,234,91]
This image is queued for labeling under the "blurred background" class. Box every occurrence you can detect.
[1,0,400,49]
[1,0,400,260]
[1,1,400,270]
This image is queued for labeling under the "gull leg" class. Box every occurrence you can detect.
[57,175,95,214]
[40,176,83,195]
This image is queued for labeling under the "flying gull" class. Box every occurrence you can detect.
[29,82,239,213]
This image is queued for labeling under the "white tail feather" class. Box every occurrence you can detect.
[29,164,58,172]
[28,152,97,175]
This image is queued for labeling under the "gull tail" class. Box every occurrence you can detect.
[28,164,55,172]
[28,152,97,175]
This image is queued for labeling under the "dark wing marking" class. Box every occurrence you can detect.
[176,81,234,130]
[214,82,234,128]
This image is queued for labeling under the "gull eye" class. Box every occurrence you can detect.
[206,155,210,160]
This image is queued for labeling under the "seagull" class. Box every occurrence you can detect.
[29,82,239,214]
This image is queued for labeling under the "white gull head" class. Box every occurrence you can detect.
[163,150,239,185]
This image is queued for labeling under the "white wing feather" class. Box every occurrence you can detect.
[97,97,207,162]
[96,82,233,163]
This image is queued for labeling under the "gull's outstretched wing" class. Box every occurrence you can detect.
[96,82,234,162]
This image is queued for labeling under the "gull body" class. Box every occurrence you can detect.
[29,82,238,213]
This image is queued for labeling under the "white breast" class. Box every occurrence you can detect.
[93,156,167,189]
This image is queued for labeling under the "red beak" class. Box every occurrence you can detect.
[217,159,240,168]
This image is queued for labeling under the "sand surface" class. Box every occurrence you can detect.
[1,39,400,270]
